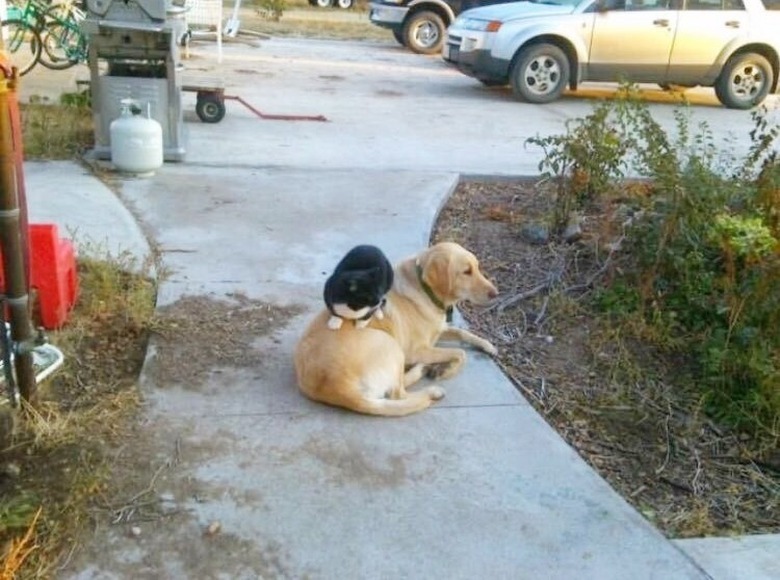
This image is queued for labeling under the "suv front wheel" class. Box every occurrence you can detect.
[510,43,570,104]
[403,11,446,54]
[715,52,773,109]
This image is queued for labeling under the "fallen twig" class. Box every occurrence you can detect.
[659,475,693,494]
[491,281,550,313]
[691,448,704,496]
[534,295,550,326]
[565,235,625,294]
[655,402,673,476]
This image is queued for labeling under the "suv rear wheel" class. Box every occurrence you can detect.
[402,11,446,55]
[510,43,570,104]
[715,52,773,109]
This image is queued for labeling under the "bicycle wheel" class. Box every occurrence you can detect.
[0,19,42,76]
[39,21,84,70]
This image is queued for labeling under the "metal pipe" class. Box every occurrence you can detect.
[0,57,37,404]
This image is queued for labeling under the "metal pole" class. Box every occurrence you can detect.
[0,57,37,404]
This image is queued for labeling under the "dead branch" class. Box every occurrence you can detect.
[691,448,704,496]
[659,475,693,494]
[534,295,550,326]
[491,281,550,313]
[655,402,673,476]
[565,235,625,294]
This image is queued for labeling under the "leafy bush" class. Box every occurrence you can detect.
[527,87,780,439]
[527,102,629,233]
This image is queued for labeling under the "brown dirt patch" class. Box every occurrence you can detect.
[147,293,304,389]
[433,177,780,538]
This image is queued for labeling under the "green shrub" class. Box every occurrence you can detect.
[527,88,780,439]
[527,101,629,234]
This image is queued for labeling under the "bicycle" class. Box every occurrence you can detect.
[1,0,87,73]
[0,18,43,76]
[39,0,88,70]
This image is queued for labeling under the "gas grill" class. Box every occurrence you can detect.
[83,0,186,161]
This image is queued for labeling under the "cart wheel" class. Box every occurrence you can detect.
[196,93,226,123]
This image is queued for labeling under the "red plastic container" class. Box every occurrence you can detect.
[0,223,78,329]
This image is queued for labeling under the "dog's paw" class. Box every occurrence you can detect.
[481,341,498,356]
[427,386,446,401]
[354,319,369,329]
[327,316,343,330]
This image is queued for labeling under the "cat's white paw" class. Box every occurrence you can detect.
[327,316,343,330]
[427,386,446,401]
[354,319,369,329]
[374,308,385,320]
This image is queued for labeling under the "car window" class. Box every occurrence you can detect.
[685,0,744,8]
[603,0,672,9]
[760,0,780,7]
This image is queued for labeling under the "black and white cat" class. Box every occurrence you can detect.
[323,245,394,330]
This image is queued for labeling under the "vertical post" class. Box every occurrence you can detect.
[0,56,37,404]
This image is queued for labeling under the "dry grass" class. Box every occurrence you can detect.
[0,248,157,578]
[1,506,41,579]
[20,96,93,160]
[236,2,393,42]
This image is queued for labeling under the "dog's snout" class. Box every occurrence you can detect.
[488,286,498,299]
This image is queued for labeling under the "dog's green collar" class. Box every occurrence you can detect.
[416,262,454,322]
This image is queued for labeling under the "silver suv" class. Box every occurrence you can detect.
[443,0,780,108]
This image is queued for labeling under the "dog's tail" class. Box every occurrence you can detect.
[348,386,445,417]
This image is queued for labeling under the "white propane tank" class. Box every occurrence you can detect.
[110,99,163,176]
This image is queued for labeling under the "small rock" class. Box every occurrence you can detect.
[520,223,550,245]
[3,462,21,478]
[563,215,583,243]
[205,521,221,536]
[130,526,142,537]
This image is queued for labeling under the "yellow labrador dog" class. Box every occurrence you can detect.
[294,242,498,416]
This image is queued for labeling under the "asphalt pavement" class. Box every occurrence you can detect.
[18,35,780,580]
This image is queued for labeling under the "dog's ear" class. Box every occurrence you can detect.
[421,248,453,299]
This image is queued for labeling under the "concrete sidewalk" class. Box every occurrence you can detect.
[19,37,778,579]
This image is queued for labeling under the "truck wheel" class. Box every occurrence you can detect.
[714,52,772,109]
[510,43,569,104]
[402,11,445,55]
[336,0,354,7]
[196,94,226,123]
